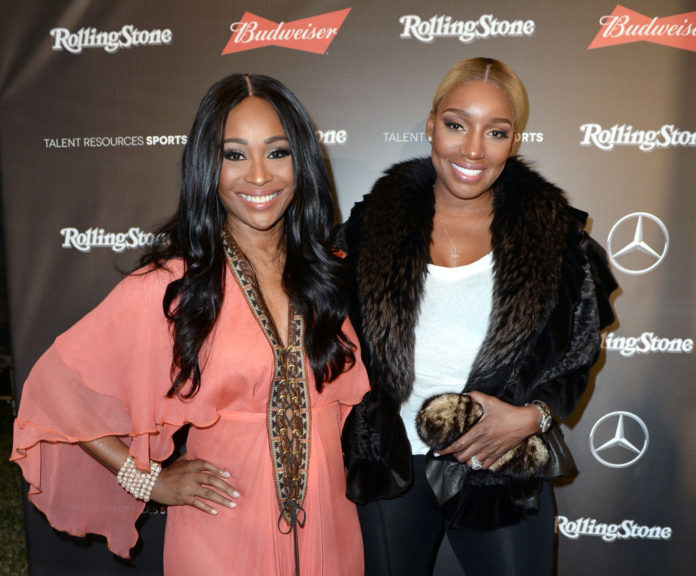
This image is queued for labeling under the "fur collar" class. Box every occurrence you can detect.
[344,156,587,405]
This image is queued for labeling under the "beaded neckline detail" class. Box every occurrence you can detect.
[222,233,311,532]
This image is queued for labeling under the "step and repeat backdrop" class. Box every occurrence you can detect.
[1,1,694,574]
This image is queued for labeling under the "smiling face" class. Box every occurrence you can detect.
[426,81,515,209]
[217,96,295,243]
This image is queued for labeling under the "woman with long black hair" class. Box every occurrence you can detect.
[13,73,368,575]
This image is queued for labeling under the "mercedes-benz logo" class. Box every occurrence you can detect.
[589,411,649,468]
[607,212,669,275]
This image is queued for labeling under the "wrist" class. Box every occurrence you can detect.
[116,455,162,502]
[525,400,552,434]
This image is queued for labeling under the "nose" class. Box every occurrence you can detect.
[244,157,272,185]
[462,132,484,160]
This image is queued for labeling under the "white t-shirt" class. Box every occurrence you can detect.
[401,252,494,455]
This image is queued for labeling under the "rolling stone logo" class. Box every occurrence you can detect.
[588,5,696,52]
[399,13,535,43]
[579,123,696,152]
[316,129,348,145]
[603,332,693,357]
[557,516,672,542]
[50,25,172,54]
[222,9,351,54]
[61,227,163,253]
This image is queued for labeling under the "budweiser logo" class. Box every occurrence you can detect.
[588,5,696,52]
[222,9,350,54]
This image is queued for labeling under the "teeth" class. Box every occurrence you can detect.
[451,163,482,177]
[239,191,280,203]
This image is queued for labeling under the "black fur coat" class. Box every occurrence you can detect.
[337,156,617,528]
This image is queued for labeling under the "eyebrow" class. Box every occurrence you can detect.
[442,107,513,126]
[222,135,289,145]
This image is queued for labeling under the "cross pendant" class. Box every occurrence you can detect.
[451,246,458,267]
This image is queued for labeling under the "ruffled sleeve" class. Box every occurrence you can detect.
[10,262,211,558]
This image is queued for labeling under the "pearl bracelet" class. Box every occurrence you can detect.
[116,455,162,502]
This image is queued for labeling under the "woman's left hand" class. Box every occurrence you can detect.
[437,391,540,469]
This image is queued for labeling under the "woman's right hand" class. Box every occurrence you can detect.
[150,454,240,515]
[80,436,240,515]
[436,391,540,469]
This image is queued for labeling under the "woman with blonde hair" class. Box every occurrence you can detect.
[338,57,617,575]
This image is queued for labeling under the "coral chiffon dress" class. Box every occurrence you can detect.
[12,254,368,575]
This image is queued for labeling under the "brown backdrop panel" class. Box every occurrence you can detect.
[1,1,693,574]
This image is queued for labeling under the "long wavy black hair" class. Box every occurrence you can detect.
[141,73,355,398]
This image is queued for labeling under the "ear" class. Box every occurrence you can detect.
[426,112,435,141]
[510,130,521,156]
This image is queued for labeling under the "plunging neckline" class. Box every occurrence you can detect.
[221,232,311,534]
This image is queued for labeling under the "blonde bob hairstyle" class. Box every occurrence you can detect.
[430,57,529,134]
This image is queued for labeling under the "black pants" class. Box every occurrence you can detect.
[358,456,555,576]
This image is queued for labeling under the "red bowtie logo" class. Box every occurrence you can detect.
[222,9,351,55]
[588,5,696,52]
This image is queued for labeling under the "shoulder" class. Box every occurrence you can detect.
[492,157,573,254]
[128,258,185,286]
[53,260,186,356]
[339,157,435,250]
[365,157,435,207]
[97,259,185,314]
[349,158,434,216]
[496,156,569,212]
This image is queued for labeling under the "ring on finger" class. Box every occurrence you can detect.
[470,455,483,470]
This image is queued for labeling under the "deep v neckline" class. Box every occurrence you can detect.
[222,232,311,535]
